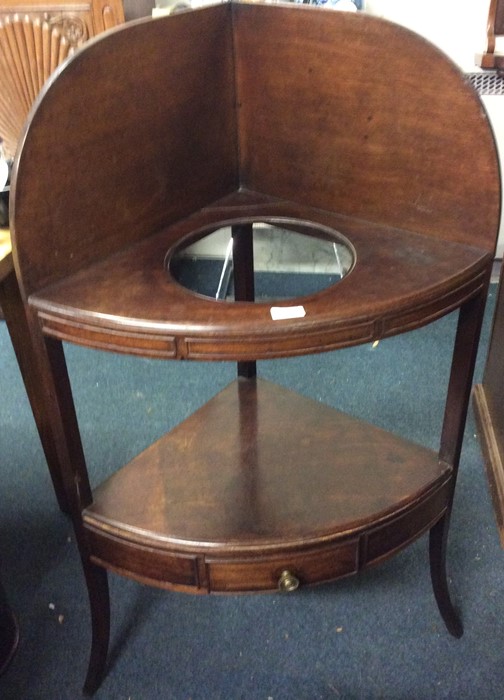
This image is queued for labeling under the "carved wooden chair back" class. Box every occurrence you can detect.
[0,15,72,159]
[0,1,124,159]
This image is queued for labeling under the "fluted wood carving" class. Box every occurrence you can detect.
[0,14,72,158]
[0,2,124,159]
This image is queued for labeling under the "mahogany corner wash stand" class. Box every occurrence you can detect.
[10,3,501,693]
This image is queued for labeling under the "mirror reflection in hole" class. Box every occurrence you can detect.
[169,222,354,302]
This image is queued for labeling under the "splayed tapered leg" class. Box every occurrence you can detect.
[429,515,463,638]
[83,562,110,696]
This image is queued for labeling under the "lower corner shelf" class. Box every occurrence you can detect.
[83,377,451,593]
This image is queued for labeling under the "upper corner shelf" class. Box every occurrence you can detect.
[28,190,491,361]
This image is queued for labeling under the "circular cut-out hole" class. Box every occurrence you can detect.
[167,218,354,302]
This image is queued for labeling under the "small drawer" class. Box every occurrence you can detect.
[365,480,450,566]
[206,539,359,593]
[85,526,199,590]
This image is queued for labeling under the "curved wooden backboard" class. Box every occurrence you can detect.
[11,2,501,298]
[12,4,238,297]
[234,3,501,251]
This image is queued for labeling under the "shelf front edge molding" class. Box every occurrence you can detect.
[83,379,452,593]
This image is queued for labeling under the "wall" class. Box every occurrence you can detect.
[123,0,155,20]
[365,0,490,71]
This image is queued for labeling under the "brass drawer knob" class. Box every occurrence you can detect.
[278,570,300,592]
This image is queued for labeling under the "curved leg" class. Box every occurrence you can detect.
[83,561,110,696]
[429,515,463,638]
[432,287,490,639]
[32,334,111,693]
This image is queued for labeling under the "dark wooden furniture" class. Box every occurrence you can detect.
[476,0,504,72]
[0,1,125,511]
[461,0,504,550]
[10,3,501,694]
[1,235,20,671]
[474,270,504,545]
[1,227,69,511]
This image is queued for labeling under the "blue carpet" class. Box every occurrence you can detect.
[0,285,503,699]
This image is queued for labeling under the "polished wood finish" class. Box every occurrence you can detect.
[0,0,124,508]
[474,381,504,543]
[471,1,504,546]
[474,265,504,546]
[476,0,504,72]
[233,9,498,251]
[26,190,492,359]
[84,378,452,593]
[9,3,501,693]
[232,222,257,378]
[0,0,124,39]
[11,7,498,299]
[12,5,238,296]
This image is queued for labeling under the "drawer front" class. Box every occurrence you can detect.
[364,480,451,566]
[86,527,199,590]
[206,540,359,593]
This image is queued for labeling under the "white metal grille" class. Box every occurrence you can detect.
[467,72,504,96]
